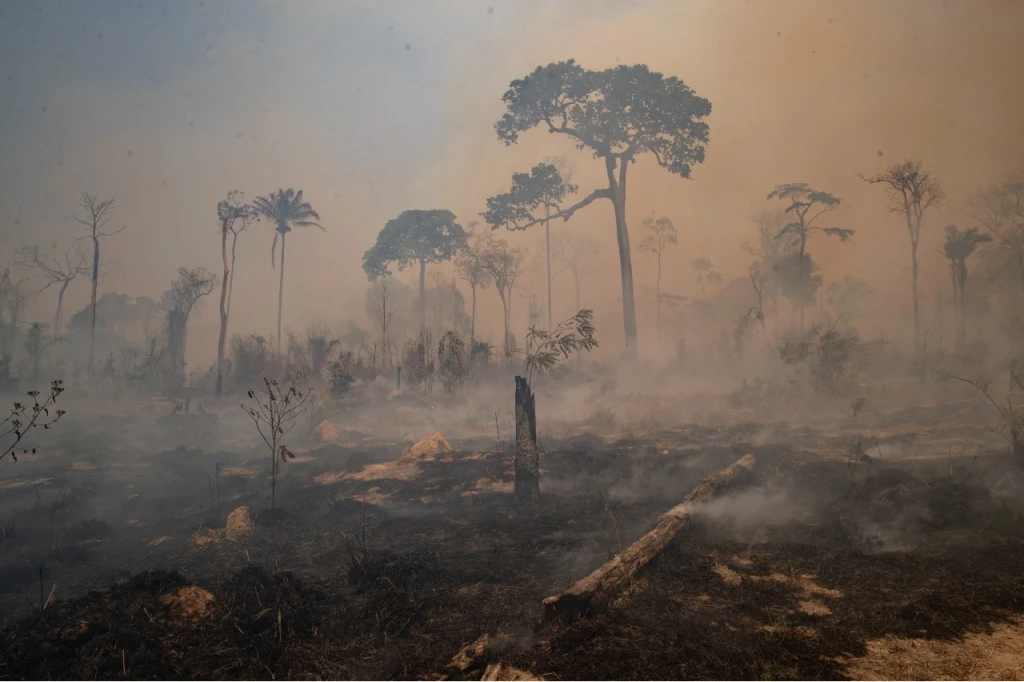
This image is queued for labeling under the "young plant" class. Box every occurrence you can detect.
[513,309,598,506]
[242,376,311,510]
[951,360,1024,459]
[2,380,66,462]
[522,309,599,385]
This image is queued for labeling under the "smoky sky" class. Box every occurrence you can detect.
[1,0,1022,363]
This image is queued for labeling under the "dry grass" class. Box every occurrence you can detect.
[845,618,1024,680]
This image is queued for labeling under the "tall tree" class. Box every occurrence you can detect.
[943,225,992,350]
[970,174,1024,293]
[766,183,852,332]
[493,60,711,356]
[860,160,944,357]
[637,216,678,339]
[73,193,122,376]
[483,161,578,333]
[215,191,257,396]
[362,209,468,334]
[365,276,399,364]
[480,235,527,358]
[454,223,493,347]
[252,189,323,355]
[15,244,88,339]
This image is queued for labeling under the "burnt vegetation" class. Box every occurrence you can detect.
[2,13,1024,681]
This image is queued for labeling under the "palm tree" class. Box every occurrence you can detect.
[252,189,323,355]
[943,225,991,350]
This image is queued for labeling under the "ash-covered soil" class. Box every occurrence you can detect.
[1,397,1023,680]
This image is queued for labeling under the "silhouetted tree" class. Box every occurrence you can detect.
[362,209,468,334]
[494,60,711,356]
[766,183,851,332]
[691,257,722,298]
[164,266,217,380]
[971,174,1024,293]
[638,216,678,338]
[215,191,257,396]
[943,225,992,349]
[860,160,944,357]
[483,161,578,333]
[480,235,527,359]
[73,193,122,376]
[253,189,323,355]
[454,223,493,347]
[15,244,88,339]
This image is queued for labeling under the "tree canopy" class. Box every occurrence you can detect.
[362,210,468,280]
[252,188,323,266]
[483,163,578,231]
[493,60,711,229]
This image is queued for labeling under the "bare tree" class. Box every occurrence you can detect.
[747,262,768,343]
[638,216,678,339]
[15,244,88,338]
[970,174,1024,293]
[743,209,791,338]
[860,160,944,357]
[365,276,398,364]
[215,191,257,397]
[454,223,493,347]
[481,235,527,359]
[73,194,122,376]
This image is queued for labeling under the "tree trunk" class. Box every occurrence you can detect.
[216,220,230,397]
[911,247,920,359]
[545,205,553,333]
[514,376,540,506]
[606,158,637,357]
[470,284,477,347]
[950,265,960,351]
[54,279,69,340]
[418,259,427,335]
[655,251,662,340]
[88,236,100,376]
[276,232,286,357]
[575,272,583,371]
[541,454,756,623]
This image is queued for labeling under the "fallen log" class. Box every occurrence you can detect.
[541,453,756,624]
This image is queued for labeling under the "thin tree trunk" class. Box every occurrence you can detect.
[607,157,637,357]
[950,265,959,351]
[545,205,553,333]
[54,280,69,340]
[655,251,662,340]
[470,284,477,347]
[418,259,427,335]
[88,235,99,376]
[514,376,539,506]
[277,232,286,356]
[912,248,920,358]
[227,234,240,317]
[216,220,230,397]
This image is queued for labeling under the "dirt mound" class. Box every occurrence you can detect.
[401,432,452,461]
[225,506,255,541]
[313,419,340,443]
[158,586,215,627]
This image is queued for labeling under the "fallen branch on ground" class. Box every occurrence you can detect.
[541,453,756,624]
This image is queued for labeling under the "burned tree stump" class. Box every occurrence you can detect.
[514,376,540,506]
[541,453,756,623]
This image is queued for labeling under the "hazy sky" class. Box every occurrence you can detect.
[2,0,1022,362]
